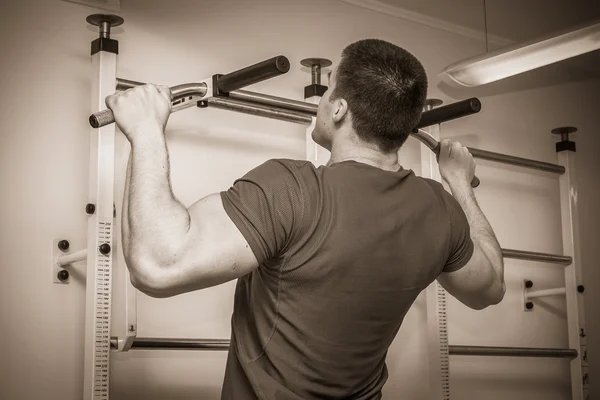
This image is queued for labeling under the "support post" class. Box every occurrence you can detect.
[301,58,331,166]
[421,99,450,400]
[553,127,588,400]
[83,13,123,400]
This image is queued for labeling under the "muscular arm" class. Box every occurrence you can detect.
[121,128,258,297]
[109,84,283,298]
[437,179,505,309]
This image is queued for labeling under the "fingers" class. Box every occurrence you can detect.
[156,85,172,102]
[439,139,457,161]
[105,83,171,108]
[440,139,470,157]
[105,94,117,109]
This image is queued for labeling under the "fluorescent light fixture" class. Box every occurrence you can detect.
[439,20,600,87]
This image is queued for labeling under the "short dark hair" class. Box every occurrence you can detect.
[330,39,428,153]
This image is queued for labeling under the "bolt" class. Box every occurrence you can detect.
[128,325,136,332]
[525,280,533,288]
[99,243,111,255]
[525,302,534,310]
[86,203,96,215]
[578,285,585,293]
[57,270,70,282]
[58,240,70,252]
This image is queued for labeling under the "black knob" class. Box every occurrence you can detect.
[578,285,585,293]
[99,243,111,255]
[57,270,70,282]
[525,280,533,288]
[58,240,70,251]
[525,302,534,310]
[86,203,96,215]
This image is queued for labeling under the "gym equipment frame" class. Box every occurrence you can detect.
[51,14,587,400]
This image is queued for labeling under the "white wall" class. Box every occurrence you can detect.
[0,0,598,399]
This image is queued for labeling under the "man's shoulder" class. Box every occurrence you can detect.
[255,158,316,177]
[241,158,315,186]
[267,158,315,169]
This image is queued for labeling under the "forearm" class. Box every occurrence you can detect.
[121,153,131,262]
[448,180,505,286]
[123,128,190,276]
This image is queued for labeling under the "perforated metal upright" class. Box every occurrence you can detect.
[420,99,451,400]
[554,127,588,400]
[83,14,123,400]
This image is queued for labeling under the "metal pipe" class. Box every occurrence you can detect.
[115,78,207,103]
[124,338,230,351]
[468,147,565,174]
[228,89,318,115]
[449,345,578,359]
[526,287,567,299]
[113,79,484,138]
[414,98,481,130]
[216,56,290,94]
[312,65,321,85]
[56,249,88,267]
[100,21,110,39]
[206,97,313,125]
[502,249,572,265]
[90,80,208,128]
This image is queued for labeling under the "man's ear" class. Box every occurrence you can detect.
[332,98,349,123]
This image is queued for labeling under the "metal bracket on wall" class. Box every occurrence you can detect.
[51,239,87,284]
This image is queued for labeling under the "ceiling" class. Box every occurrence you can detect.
[375,0,600,44]
[343,0,600,81]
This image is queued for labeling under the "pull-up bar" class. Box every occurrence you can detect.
[89,56,290,128]
[92,67,565,187]
[90,73,483,188]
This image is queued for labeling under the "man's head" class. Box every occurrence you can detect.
[312,39,428,154]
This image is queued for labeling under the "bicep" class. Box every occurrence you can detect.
[436,243,497,310]
[147,193,259,297]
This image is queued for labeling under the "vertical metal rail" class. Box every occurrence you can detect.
[301,58,331,166]
[421,99,450,400]
[554,128,588,400]
[83,14,122,400]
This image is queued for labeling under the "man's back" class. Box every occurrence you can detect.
[220,158,473,400]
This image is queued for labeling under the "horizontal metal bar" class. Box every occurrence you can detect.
[527,287,567,299]
[450,345,578,359]
[116,78,208,103]
[502,248,572,265]
[229,90,318,115]
[216,55,290,94]
[206,97,314,125]
[115,78,479,133]
[56,249,88,266]
[469,147,565,174]
[113,338,231,351]
[414,98,481,130]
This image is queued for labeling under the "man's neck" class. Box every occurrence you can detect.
[327,141,400,172]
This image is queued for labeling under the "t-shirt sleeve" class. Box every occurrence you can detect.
[441,189,475,273]
[219,159,304,265]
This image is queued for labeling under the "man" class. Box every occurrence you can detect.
[107,39,505,399]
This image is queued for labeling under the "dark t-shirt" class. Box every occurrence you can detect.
[219,159,473,400]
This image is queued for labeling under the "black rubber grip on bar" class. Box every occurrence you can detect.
[216,56,290,94]
[415,98,481,130]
